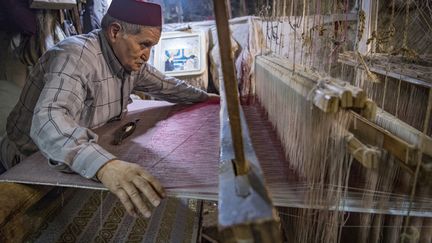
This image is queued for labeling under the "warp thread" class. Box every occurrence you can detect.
[346,133,382,169]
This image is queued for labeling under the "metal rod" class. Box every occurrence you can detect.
[213,0,249,175]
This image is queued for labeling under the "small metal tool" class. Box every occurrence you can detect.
[112,119,140,145]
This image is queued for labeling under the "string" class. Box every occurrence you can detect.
[402,88,432,238]
[395,79,402,118]
[402,0,410,50]
[299,0,306,65]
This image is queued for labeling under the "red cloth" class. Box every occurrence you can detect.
[107,0,162,27]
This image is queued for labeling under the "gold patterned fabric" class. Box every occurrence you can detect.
[26,189,202,243]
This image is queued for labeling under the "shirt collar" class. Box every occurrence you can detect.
[98,30,126,79]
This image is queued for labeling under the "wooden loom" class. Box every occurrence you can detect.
[0,58,429,241]
[1,0,432,242]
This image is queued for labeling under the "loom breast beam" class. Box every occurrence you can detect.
[213,0,282,242]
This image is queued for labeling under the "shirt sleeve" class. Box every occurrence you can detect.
[30,51,116,179]
[134,64,209,103]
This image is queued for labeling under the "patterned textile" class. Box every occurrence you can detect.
[5,28,208,180]
[0,185,64,242]
[26,189,202,243]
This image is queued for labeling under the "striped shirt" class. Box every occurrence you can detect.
[5,29,208,179]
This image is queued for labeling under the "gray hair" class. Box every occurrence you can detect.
[101,14,143,35]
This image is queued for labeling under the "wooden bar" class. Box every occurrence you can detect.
[346,133,380,169]
[258,55,370,112]
[360,99,377,120]
[374,109,432,159]
[339,52,432,88]
[213,0,249,175]
[214,1,282,242]
[332,79,367,108]
[313,88,340,113]
[350,111,417,165]
[324,82,353,108]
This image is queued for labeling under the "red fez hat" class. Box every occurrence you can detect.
[107,0,162,27]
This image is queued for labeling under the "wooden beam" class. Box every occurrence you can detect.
[339,52,432,89]
[346,133,380,169]
[360,99,377,120]
[374,109,432,159]
[214,1,282,242]
[349,111,417,165]
[257,55,370,113]
[213,0,249,175]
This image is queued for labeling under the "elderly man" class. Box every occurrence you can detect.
[1,0,218,218]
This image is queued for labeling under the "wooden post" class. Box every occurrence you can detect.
[213,1,283,242]
[213,0,249,175]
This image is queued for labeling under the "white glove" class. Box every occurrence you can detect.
[97,159,166,218]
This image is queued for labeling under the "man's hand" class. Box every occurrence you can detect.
[97,159,166,218]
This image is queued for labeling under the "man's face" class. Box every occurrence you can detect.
[110,26,161,72]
